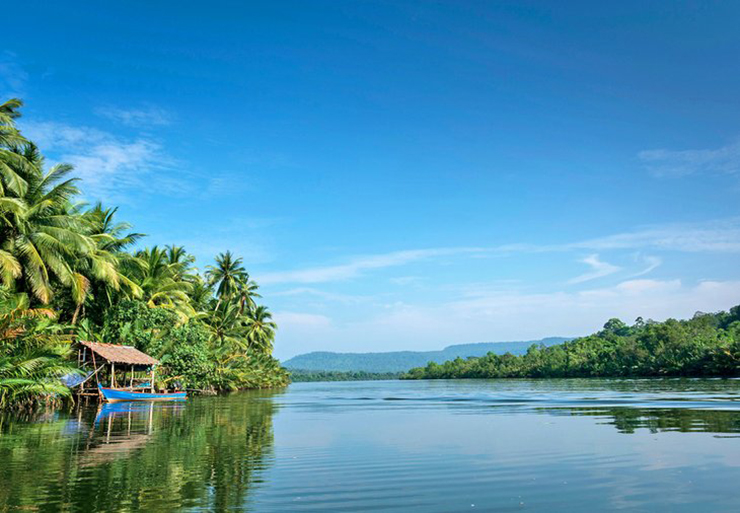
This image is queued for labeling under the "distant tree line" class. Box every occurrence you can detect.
[403,306,740,380]
[289,369,402,382]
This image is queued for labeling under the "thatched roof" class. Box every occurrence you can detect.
[79,341,159,366]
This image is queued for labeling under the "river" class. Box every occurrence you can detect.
[1,379,739,511]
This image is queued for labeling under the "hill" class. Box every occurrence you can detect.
[282,337,569,373]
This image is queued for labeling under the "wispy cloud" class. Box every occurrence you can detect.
[639,139,740,177]
[274,278,740,357]
[570,219,740,253]
[261,218,740,287]
[630,255,662,278]
[21,120,173,203]
[271,287,368,304]
[260,247,486,284]
[273,311,332,329]
[0,51,28,97]
[568,254,620,284]
[96,105,172,127]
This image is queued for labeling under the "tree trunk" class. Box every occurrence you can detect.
[71,302,82,325]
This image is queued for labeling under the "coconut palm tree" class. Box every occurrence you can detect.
[201,299,248,350]
[206,251,249,304]
[188,276,215,312]
[238,279,261,314]
[133,246,194,322]
[0,98,32,197]
[67,204,145,323]
[244,305,277,354]
[0,148,96,304]
[0,292,79,409]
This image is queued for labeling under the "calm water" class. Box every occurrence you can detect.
[2,379,740,512]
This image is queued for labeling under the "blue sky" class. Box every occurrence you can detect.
[3,1,740,358]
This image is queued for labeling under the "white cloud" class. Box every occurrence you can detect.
[569,219,740,253]
[274,311,332,328]
[270,287,367,304]
[96,105,172,127]
[630,255,662,278]
[639,139,740,177]
[21,120,172,202]
[568,254,621,284]
[260,247,486,284]
[273,278,740,357]
[260,218,740,288]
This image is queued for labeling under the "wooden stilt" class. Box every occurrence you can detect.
[91,351,101,398]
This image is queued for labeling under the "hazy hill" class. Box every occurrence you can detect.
[283,337,569,373]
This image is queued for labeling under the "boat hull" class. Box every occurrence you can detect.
[98,386,187,402]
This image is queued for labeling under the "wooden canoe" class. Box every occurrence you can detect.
[98,385,186,402]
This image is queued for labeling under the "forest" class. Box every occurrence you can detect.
[288,369,402,382]
[0,99,289,409]
[403,306,740,380]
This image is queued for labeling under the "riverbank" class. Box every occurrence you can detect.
[403,305,740,380]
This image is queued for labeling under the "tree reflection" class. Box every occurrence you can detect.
[551,406,740,434]
[0,390,283,511]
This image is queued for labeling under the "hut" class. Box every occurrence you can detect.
[76,341,160,398]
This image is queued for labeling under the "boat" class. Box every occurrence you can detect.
[98,384,187,403]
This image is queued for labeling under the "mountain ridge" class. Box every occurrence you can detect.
[283,337,570,373]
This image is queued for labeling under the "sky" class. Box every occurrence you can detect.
[3,1,740,359]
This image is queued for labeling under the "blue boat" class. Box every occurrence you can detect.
[98,385,187,403]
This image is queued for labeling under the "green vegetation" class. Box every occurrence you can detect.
[283,338,569,373]
[0,99,288,409]
[289,369,402,382]
[404,307,740,380]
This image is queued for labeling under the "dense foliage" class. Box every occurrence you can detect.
[404,307,740,380]
[289,369,402,382]
[0,99,288,408]
[283,338,568,373]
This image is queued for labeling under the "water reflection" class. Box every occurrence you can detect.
[557,406,740,434]
[2,381,740,512]
[0,389,283,511]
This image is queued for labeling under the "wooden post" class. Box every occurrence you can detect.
[150,367,155,393]
[111,362,116,388]
[130,365,134,389]
[91,350,101,397]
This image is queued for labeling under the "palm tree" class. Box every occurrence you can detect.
[68,204,145,323]
[0,100,100,306]
[206,251,249,305]
[1,148,95,304]
[188,276,214,312]
[166,244,198,282]
[0,98,32,198]
[244,305,277,354]
[0,292,79,409]
[133,246,194,322]
[238,279,261,314]
[201,300,248,350]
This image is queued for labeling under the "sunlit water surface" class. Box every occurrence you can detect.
[2,379,740,511]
